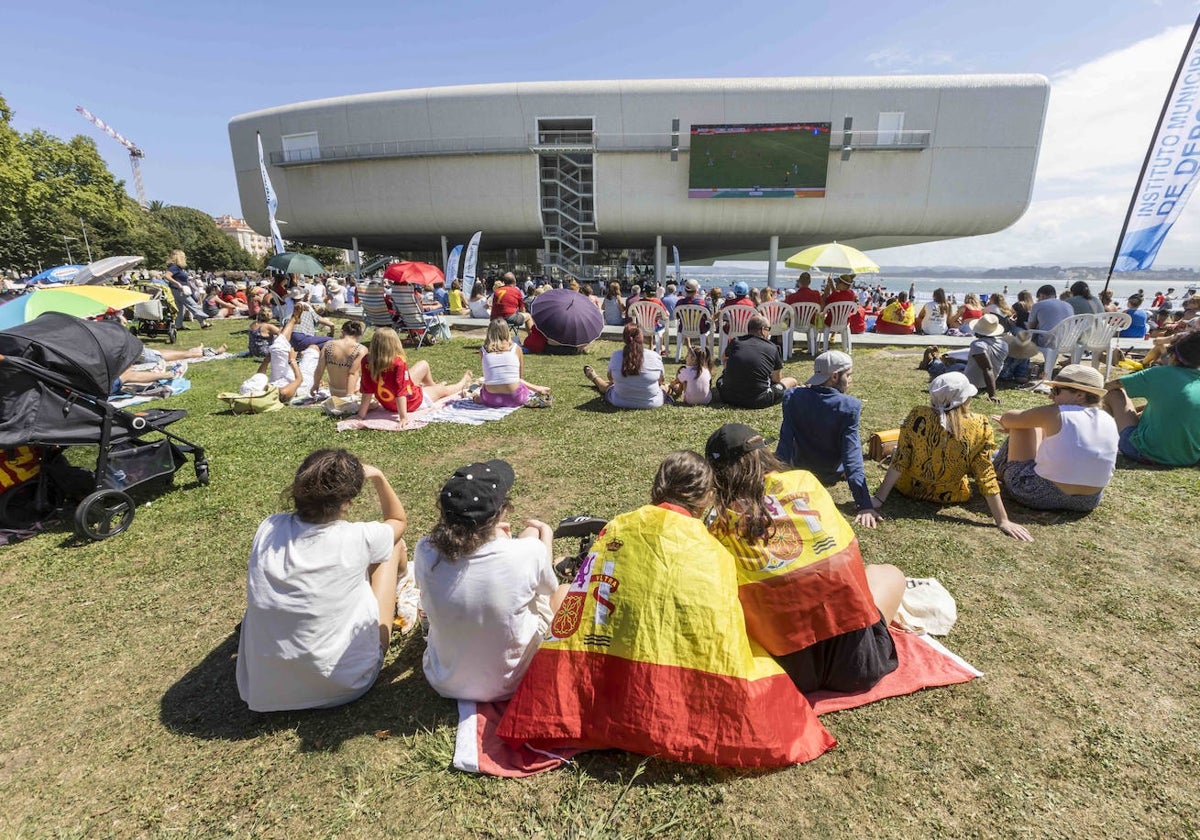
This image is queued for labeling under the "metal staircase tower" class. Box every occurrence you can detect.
[535,120,598,280]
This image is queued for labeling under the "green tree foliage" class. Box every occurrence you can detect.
[155,206,256,272]
[278,240,349,271]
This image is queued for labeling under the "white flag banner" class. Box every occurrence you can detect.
[445,244,464,285]
[257,133,285,255]
[1114,17,1200,271]
[672,245,681,286]
[462,231,483,299]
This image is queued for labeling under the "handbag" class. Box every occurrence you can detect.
[216,386,285,414]
[867,428,900,463]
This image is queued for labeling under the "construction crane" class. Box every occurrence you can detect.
[75,105,148,208]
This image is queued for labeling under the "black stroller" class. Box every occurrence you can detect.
[0,313,208,540]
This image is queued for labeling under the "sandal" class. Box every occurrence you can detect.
[583,364,596,379]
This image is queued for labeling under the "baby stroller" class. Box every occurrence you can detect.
[128,281,179,343]
[0,313,208,540]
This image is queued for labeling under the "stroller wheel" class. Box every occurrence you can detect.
[168,325,177,344]
[74,490,135,540]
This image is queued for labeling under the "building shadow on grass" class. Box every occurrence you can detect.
[160,629,454,751]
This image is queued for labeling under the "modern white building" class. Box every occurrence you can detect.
[229,76,1049,278]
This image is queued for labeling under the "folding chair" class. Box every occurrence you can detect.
[671,304,711,362]
[756,300,795,359]
[357,284,397,330]
[718,305,757,360]
[789,301,822,357]
[391,285,444,348]
[820,300,859,352]
[627,300,668,355]
[1026,314,1094,376]
[1074,312,1132,376]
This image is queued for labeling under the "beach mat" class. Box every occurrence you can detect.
[336,397,519,432]
[453,630,979,777]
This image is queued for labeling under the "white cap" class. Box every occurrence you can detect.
[805,350,853,386]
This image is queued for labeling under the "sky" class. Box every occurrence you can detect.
[5,0,1200,268]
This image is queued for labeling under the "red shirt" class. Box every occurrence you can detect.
[360,357,421,412]
[785,288,822,306]
[490,285,525,319]
[823,289,867,334]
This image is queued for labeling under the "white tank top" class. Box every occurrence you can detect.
[481,343,520,385]
[1035,405,1118,487]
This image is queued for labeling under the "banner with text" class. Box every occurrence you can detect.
[462,231,483,300]
[256,133,285,255]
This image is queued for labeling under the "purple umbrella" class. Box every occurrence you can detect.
[529,288,604,346]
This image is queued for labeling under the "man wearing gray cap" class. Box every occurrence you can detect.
[775,351,882,528]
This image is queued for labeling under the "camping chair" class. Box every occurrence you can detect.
[790,301,822,357]
[627,300,668,355]
[357,284,396,330]
[717,305,757,360]
[1074,312,1132,376]
[391,285,445,348]
[1025,314,1094,376]
[756,300,795,359]
[671,304,711,361]
[820,300,859,353]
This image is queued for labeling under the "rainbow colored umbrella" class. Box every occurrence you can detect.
[0,286,151,332]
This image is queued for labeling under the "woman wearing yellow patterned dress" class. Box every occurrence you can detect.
[705,423,904,694]
[871,372,1033,542]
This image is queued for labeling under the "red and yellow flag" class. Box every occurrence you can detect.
[497,504,835,767]
[710,470,879,656]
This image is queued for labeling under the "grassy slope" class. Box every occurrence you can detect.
[1,320,1198,839]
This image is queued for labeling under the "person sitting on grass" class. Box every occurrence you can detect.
[924,314,1009,404]
[872,372,1033,541]
[715,315,799,408]
[1103,330,1200,467]
[236,449,407,712]
[667,345,714,406]
[705,423,903,694]
[583,322,666,409]
[475,318,553,407]
[414,460,568,702]
[993,364,1118,513]
[874,291,916,335]
[312,320,367,415]
[356,327,472,425]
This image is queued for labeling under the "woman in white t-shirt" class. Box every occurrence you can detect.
[414,460,569,702]
[915,287,951,336]
[237,450,407,712]
[582,322,666,409]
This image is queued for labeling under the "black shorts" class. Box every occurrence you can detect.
[715,379,784,409]
[776,614,898,695]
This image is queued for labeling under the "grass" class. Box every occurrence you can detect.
[2,319,1199,838]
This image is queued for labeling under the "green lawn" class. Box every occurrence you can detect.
[1,319,1198,838]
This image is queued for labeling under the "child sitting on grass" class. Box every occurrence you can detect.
[668,345,714,405]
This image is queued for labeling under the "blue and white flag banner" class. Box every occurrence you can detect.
[672,245,681,285]
[257,133,285,255]
[446,244,464,285]
[462,231,483,300]
[1115,19,1200,271]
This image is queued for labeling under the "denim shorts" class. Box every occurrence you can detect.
[1118,425,1151,463]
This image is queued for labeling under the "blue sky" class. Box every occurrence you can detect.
[6,0,1200,266]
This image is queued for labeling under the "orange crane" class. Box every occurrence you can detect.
[75,105,147,208]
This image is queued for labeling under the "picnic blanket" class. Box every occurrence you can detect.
[454,630,979,777]
[335,397,520,432]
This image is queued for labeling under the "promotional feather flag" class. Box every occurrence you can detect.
[256,133,285,255]
[497,504,836,767]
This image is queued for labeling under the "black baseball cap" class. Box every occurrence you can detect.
[705,424,771,462]
[439,460,515,526]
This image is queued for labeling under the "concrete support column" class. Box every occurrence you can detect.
[441,236,449,274]
[655,235,664,287]
[351,237,361,278]
[767,235,779,289]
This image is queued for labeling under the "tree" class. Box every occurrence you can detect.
[281,240,349,271]
[154,206,257,271]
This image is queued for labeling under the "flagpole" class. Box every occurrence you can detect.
[1104,12,1200,295]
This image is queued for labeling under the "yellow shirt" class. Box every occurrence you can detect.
[892,406,1000,503]
[448,289,467,313]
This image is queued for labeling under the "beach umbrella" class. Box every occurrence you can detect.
[529,288,604,346]
[785,242,880,274]
[0,286,151,332]
[72,256,146,285]
[267,252,326,276]
[29,265,86,285]
[383,261,443,287]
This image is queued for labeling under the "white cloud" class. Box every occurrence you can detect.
[865,47,958,73]
[883,24,1200,267]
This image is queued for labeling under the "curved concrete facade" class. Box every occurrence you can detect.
[229,75,1049,260]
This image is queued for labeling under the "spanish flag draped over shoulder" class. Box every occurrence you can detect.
[497,504,835,767]
[711,471,879,656]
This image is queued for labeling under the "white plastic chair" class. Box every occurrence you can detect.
[789,301,822,357]
[756,300,795,359]
[1026,314,1094,376]
[1074,312,1132,375]
[820,300,859,352]
[718,305,757,360]
[626,300,667,355]
[671,303,711,361]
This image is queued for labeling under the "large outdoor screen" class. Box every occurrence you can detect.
[688,122,831,198]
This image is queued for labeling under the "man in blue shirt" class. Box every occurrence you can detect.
[775,351,882,528]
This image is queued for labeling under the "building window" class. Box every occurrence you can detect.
[282,132,320,162]
[877,112,904,145]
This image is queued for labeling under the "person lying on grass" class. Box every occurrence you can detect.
[237,449,407,712]
[413,460,568,702]
[356,327,472,426]
[706,423,903,694]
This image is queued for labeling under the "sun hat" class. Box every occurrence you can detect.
[805,350,853,386]
[733,281,750,296]
[1048,364,1106,397]
[287,287,308,300]
[684,278,699,293]
[972,313,1005,337]
[439,460,516,526]
[835,274,854,287]
[327,280,343,293]
[705,423,771,462]
[929,372,978,425]
[1003,330,1041,360]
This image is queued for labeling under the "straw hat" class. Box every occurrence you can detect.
[327,280,343,293]
[972,313,1005,337]
[1003,330,1041,360]
[1048,364,1106,397]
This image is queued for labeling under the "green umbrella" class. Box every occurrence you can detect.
[267,252,326,276]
